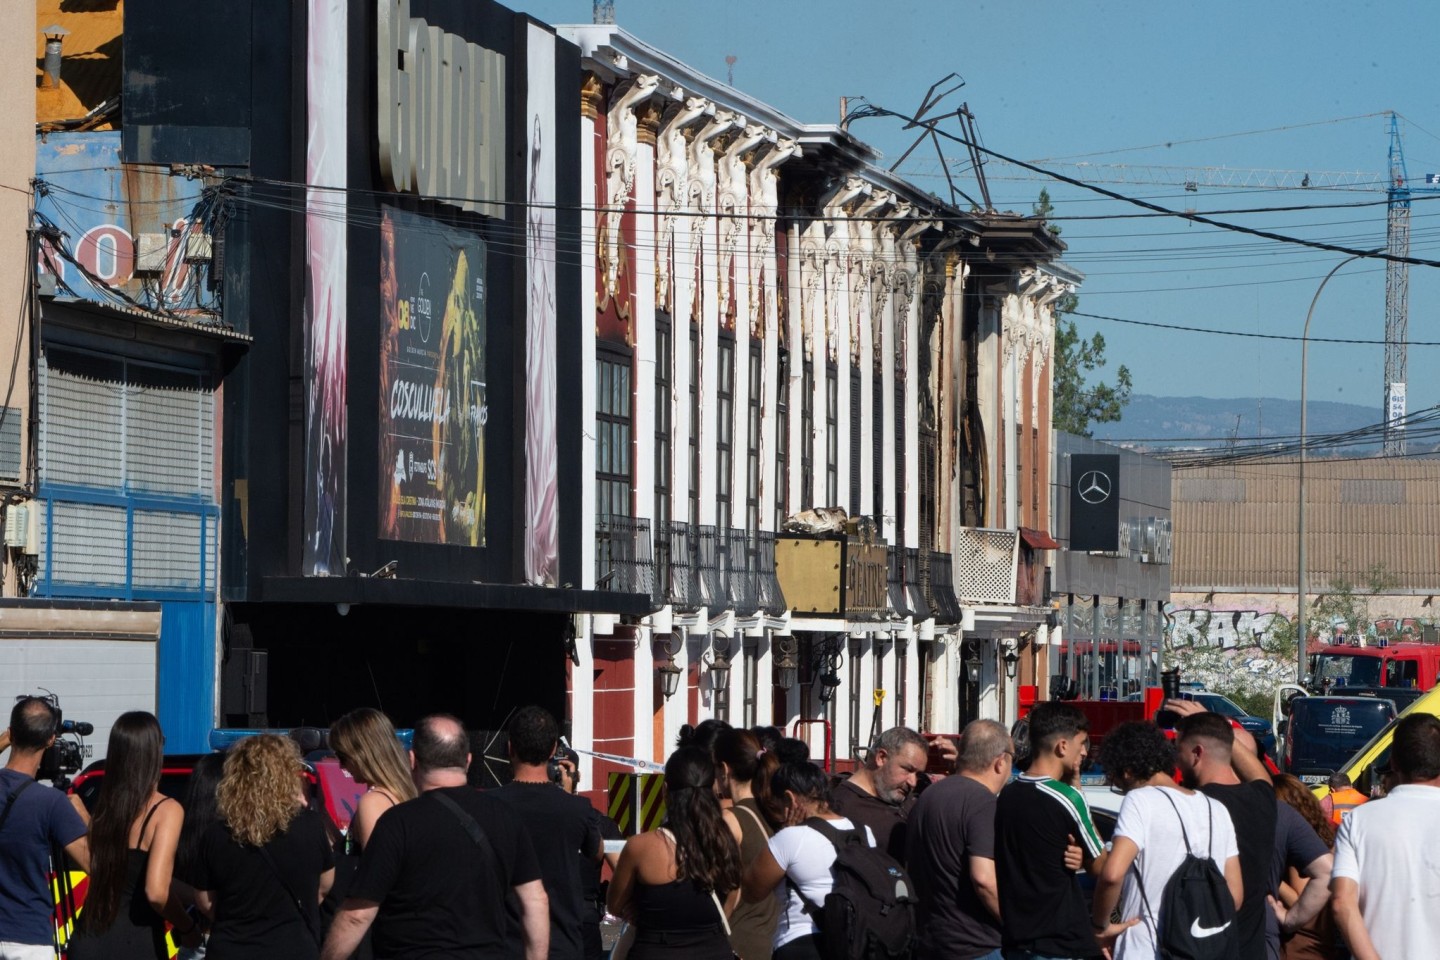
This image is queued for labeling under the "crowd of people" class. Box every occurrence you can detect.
[1,692,1438,960]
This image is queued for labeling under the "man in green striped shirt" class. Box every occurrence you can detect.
[995,703,1108,960]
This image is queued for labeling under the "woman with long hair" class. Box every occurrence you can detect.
[1272,774,1342,960]
[741,762,876,960]
[69,712,199,960]
[329,707,416,851]
[192,734,335,960]
[715,729,779,960]
[172,752,226,960]
[609,747,742,960]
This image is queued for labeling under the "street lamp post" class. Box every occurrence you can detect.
[1299,251,1377,685]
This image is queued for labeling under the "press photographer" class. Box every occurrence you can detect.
[0,695,91,959]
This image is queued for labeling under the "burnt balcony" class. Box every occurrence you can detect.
[953,526,1019,604]
[905,548,931,621]
[888,547,911,619]
[926,551,962,624]
[595,515,658,605]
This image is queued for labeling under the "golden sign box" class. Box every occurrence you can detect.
[775,536,889,619]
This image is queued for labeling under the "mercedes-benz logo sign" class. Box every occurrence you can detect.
[1077,470,1112,504]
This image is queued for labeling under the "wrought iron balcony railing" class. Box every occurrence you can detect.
[887,547,913,619]
[595,515,657,603]
[905,548,931,621]
[663,521,703,611]
[925,551,962,623]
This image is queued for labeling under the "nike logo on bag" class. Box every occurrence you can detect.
[1190,918,1231,938]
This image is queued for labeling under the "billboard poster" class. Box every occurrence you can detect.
[379,206,488,546]
[302,0,348,575]
[524,23,559,586]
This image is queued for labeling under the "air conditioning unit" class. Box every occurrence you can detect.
[3,503,27,548]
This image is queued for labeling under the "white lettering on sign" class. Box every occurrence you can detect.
[377,0,506,216]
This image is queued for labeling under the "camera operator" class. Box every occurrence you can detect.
[0,696,91,960]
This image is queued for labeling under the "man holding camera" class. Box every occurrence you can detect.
[0,697,91,960]
[493,706,603,960]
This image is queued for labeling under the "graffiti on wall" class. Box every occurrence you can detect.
[1169,608,1433,650]
[1168,609,1287,651]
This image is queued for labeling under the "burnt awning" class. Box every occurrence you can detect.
[1020,527,1061,551]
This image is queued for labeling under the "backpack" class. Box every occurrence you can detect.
[789,817,916,960]
[1133,791,1238,960]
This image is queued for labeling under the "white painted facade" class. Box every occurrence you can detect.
[562,26,1077,784]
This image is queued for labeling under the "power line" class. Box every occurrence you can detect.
[1068,310,1440,346]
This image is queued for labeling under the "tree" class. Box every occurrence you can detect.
[1033,190,1132,437]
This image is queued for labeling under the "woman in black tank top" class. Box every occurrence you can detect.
[69,712,200,960]
[610,748,742,960]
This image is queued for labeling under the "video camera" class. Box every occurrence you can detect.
[24,692,92,786]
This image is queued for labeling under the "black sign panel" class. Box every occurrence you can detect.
[1069,454,1120,552]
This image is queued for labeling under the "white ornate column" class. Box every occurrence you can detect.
[657,99,706,521]
[690,108,738,527]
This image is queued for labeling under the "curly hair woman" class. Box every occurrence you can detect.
[329,708,416,852]
[192,734,335,960]
[69,712,200,959]
[609,747,742,960]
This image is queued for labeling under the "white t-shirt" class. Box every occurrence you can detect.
[767,817,876,948]
[1331,784,1440,959]
[1110,785,1240,960]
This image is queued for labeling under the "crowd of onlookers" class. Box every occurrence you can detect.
[1,693,1437,960]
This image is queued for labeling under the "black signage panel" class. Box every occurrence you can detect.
[1069,454,1120,552]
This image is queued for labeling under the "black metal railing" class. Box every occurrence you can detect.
[926,551,962,624]
[664,521,703,610]
[595,516,657,602]
[695,524,725,609]
[753,532,787,617]
[724,528,759,615]
[905,548,931,621]
[888,547,912,619]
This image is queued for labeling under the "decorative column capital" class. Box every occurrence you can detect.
[580,72,605,120]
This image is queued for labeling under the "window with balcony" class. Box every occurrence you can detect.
[747,345,761,536]
[800,362,814,509]
[849,366,861,516]
[775,347,789,529]
[689,325,700,529]
[655,315,672,541]
[826,363,838,508]
[717,336,735,532]
[893,379,906,542]
[596,351,632,521]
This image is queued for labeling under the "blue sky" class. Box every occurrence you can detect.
[522,0,1440,438]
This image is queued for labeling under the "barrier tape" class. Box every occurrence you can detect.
[572,745,664,772]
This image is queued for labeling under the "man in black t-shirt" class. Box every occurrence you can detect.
[906,719,1015,960]
[320,714,548,960]
[829,726,930,860]
[1171,704,1276,960]
[492,706,603,960]
[994,702,1107,960]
